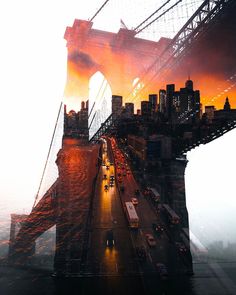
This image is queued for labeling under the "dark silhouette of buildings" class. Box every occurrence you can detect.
[8,78,236,277]
[112,95,123,118]
[64,101,89,140]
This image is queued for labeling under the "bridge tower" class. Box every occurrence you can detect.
[63,19,171,110]
[8,107,100,275]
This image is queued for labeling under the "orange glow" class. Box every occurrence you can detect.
[160,72,236,110]
[65,51,236,112]
[63,20,169,112]
[191,75,236,110]
[64,20,236,113]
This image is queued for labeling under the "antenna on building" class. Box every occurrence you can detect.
[187,69,191,81]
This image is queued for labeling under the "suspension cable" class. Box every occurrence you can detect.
[88,77,106,119]
[89,0,110,22]
[32,101,63,209]
[135,0,182,35]
[134,0,171,31]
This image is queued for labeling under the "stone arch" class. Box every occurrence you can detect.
[88,71,112,139]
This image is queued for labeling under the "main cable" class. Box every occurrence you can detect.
[89,0,110,21]
[134,0,171,31]
[32,101,63,209]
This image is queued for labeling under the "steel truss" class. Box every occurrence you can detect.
[128,0,234,102]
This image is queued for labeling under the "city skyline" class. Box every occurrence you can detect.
[0,0,236,283]
[0,1,236,295]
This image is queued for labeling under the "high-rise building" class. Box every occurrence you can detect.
[141,101,151,117]
[194,90,200,118]
[166,84,175,118]
[179,87,188,115]
[159,89,166,113]
[81,101,85,110]
[175,80,201,123]
[173,91,181,113]
[78,101,89,139]
[185,79,193,91]
[149,94,157,113]
[124,103,134,117]
[112,95,122,117]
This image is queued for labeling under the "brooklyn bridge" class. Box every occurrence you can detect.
[5,0,236,293]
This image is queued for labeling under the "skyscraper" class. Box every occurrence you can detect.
[125,103,134,117]
[149,94,157,113]
[159,89,166,114]
[185,79,193,91]
[141,101,151,117]
[166,84,175,119]
[112,95,122,117]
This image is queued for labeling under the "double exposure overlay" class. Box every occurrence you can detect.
[1,1,236,295]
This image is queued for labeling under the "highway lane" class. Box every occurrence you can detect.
[86,137,190,279]
[109,137,183,275]
[86,140,138,276]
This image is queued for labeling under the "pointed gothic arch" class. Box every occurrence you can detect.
[88,71,112,139]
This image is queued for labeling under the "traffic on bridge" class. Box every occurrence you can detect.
[4,1,236,295]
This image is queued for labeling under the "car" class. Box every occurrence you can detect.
[156,263,168,279]
[109,181,114,187]
[106,230,115,247]
[146,234,156,247]
[102,162,106,166]
[110,162,114,166]
[106,165,110,170]
[104,184,109,191]
[103,174,107,180]
[110,175,115,181]
[152,223,164,235]
[131,197,138,205]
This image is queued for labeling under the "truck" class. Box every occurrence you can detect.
[125,202,139,228]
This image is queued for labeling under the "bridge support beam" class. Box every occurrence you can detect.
[155,158,193,274]
[53,138,99,275]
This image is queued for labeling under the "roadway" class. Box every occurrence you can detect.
[108,137,171,273]
[86,136,190,281]
[86,139,139,276]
